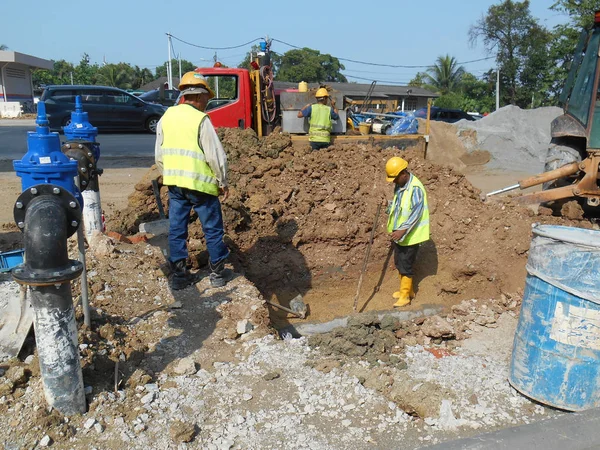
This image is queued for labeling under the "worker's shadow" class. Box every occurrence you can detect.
[227,219,312,330]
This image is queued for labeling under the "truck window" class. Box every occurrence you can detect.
[204,75,238,111]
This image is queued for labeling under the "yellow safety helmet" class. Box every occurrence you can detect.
[178,71,215,99]
[385,157,408,182]
[315,87,329,98]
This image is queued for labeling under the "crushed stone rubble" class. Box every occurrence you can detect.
[0,278,559,449]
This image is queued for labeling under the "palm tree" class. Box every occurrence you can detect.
[423,55,465,95]
[97,64,133,90]
[0,44,8,51]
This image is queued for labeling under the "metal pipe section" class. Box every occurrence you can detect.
[12,101,86,415]
[19,196,85,415]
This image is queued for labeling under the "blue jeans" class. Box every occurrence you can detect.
[167,186,230,265]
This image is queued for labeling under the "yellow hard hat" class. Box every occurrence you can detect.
[315,87,329,98]
[385,157,408,182]
[178,71,215,99]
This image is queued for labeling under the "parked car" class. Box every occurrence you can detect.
[414,107,476,123]
[138,89,180,107]
[41,85,167,133]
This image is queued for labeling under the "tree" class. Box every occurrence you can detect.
[0,44,8,51]
[97,63,134,89]
[423,55,465,95]
[470,0,551,107]
[74,53,99,85]
[131,66,154,89]
[460,72,496,113]
[155,59,196,79]
[275,48,347,83]
[408,72,427,88]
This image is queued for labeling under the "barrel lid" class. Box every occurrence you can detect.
[533,224,600,248]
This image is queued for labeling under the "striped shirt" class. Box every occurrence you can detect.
[389,173,425,243]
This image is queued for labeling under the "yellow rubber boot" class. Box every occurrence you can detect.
[393,276,413,307]
[392,274,403,299]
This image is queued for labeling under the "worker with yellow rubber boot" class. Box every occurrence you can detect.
[385,157,430,307]
[297,88,339,151]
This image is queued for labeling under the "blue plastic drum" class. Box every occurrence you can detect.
[509,225,600,411]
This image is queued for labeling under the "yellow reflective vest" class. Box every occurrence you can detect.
[309,103,333,143]
[387,175,430,246]
[160,104,219,196]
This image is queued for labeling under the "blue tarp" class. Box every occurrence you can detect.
[349,111,418,135]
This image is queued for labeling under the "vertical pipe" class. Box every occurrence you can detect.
[77,225,90,328]
[30,283,86,415]
[167,33,172,90]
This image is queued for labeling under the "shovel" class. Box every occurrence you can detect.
[138,179,170,235]
[265,294,307,319]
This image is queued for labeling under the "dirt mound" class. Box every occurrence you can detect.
[108,128,596,319]
[456,105,563,172]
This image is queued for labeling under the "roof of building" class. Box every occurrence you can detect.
[273,81,438,98]
[139,77,180,91]
[0,51,53,70]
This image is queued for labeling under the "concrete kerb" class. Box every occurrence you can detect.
[424,407,600,450]
[0,119,36,126]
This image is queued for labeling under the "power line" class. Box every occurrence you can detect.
[343,74,411,85]
[271,38,495,68]
[169,34,263,51]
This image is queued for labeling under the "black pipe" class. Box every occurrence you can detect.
[24,196,70,271]
[22,195,86,415]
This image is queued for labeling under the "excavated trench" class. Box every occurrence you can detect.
[108,127,595,331]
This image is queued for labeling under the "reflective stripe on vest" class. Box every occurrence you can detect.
[160,104,219,196]
[387,175,430,246]
[309,103,333,143]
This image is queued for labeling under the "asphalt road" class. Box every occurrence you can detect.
[0,124,156,167]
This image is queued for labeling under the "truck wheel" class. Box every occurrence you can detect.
[542,137,584,190]
[146,116,160,134]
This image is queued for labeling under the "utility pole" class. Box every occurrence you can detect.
[214,52,219,97]
[496,66,500,111]
[178,53,182,82]
[70,72,73,85]
[166,32,172,89]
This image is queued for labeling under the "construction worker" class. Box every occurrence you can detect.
[385,156,430,307]
[297,88,339,150]
[155,71,230,290]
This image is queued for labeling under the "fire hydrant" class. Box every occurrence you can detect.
[12,102,86,415]
[63,95,103,237]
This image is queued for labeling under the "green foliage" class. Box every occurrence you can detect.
[408,72,427,88]
[0,44,8,51]
[275,48,346,83]
[470,0,552,107]
[155,59,196,79]
[433,92,465,109]
[96,63,136,89]
[460,72,496,113]
[423,55,465,95]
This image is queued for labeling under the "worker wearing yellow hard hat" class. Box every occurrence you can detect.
[297,87,340,150]
[155,71,231,290]
[385,156,430,307]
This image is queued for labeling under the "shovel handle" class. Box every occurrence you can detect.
[152,179,167,220]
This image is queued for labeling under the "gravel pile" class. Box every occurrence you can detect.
[456,105,563,173]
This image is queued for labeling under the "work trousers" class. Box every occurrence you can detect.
[309,141,330,151]
[393,243,420,277]
[167,186,230,266]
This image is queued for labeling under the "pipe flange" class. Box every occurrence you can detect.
[14,184,82,238]
[62,141,96,190]
[12,259,83,285]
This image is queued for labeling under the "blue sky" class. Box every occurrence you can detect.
[2,0,568,84]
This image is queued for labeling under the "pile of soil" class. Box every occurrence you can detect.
[108,128,596,321]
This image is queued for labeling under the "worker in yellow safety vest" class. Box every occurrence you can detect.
[297,87,339,150]
[385,156,430,307]
[155,71,231,290]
